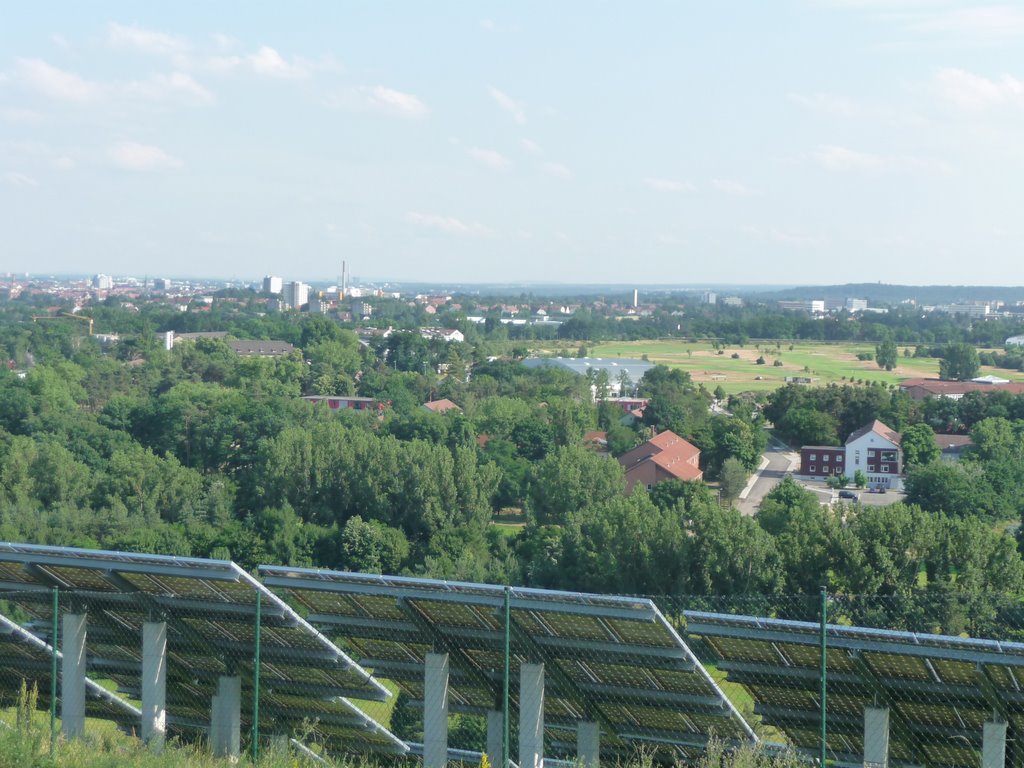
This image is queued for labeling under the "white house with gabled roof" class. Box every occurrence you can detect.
[845,420,902,491]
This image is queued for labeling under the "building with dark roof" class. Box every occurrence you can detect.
[227,339,295,357]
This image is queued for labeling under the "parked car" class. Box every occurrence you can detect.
[838,490,859,501]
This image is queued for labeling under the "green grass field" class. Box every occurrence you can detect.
[532,340,1024,395]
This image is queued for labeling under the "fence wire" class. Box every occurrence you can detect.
[0,584,1022,767]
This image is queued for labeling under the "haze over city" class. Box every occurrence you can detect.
[3,1,1024,284]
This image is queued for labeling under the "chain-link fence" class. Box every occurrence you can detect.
[1,581,1022,767]
[0,585,399,765]
[654,592,1024,768]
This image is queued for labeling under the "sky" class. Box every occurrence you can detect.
[2,1,1024,286]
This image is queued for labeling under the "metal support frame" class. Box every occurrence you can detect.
[503,586,510,768]
[488,709,504,768]
[820,586,827,768]
[983,720,1007,768]
[61,612,87,739]
[850,651,931,768]
[863,706,890,768]
[252,590,261,762]
[505,607,622,746]
[396,597,500,696]
[519,663,544,768]
[211,674,241,759]
[49,586,58,755]
[424,652,450,768]
[141,620,167,749]
[577,720,600,768]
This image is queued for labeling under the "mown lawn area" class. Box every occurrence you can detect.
[555,340,1024,394]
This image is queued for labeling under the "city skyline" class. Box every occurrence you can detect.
[3,2,1024,284]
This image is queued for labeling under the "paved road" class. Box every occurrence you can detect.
[737,435,798,516]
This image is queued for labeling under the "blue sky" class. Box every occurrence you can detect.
[3,1,1024,285]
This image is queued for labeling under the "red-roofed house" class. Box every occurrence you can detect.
[898,378,1024,401]
[617,430,702,492]
[423,398,462,414]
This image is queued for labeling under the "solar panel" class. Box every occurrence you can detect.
[0,543,406,757]
[685,610,1024,768]
[260,567,755,761]
[0,611,141,727]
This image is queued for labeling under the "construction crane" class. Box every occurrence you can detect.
[31,311,94,335]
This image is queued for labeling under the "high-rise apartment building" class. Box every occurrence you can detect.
[262,275,283,294]
[283,281,309,310]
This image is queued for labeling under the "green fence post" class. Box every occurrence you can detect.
[503,585,510,768]
[252,591,262,763]
[50,586,58,756]
[820,587,828,768]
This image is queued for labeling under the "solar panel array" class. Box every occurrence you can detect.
[260,566,755,762]
[2,540,1018,768]
[685,610,1023,768]
[0,543,406,758]
[0,610,141,727]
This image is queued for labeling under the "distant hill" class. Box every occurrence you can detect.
[746,283,1024,306]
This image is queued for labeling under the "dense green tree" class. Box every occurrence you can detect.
[757,478,841,592]
[900,423,940,469]
[939,343,980,381]
[904,461,1002,519]
[875,338,898,371]
[335,515,411,573]
[718,457,749,503]
[529,445,625,524]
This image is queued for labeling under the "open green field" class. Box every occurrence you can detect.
[534,340,1024,395]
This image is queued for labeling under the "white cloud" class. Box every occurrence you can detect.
[480,19,497,30]
[542,162,572,179]
[520,138,543,154]
[909,6,1024,40]
[108,142,182,171]
[361,86,429,119]
[247,46,310,79]
[51,155,76,170]
[128,72,214,104]
[935,68,1024,109]
[813,144,883,171]
[4,172,39,187]
[51,34,69,49]
[108,22,189,56]
[14,58,104,102]
[711,178,753,196]
[644,177,695,192]
[820,2,1024,42]
[212,33,238,51]
[467,147,511,170]
[812,144,950,175]
[406,211,489,236]
[489,86,526,124]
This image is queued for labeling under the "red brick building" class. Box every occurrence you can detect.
[799,446,846,478]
